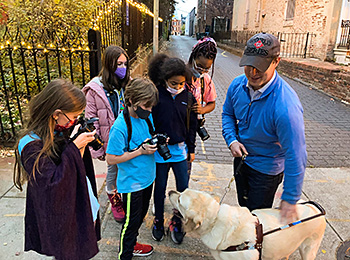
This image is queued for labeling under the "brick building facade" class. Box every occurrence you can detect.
[171,19,181,36]
[196,0,233,33]
[231,0,349,62]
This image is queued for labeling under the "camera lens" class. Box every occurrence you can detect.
[89,135,104,150]
[157,144,172,161]
[197,126,210,141]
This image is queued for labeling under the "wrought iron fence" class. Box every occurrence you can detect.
[276,32,315,58]
[93,0,162,61]
[338,20,350,49]
[209,31,231,43]
[230,30,260,48]
[0,0,163,144]
[229,30,315,58]
[0,26,95,142]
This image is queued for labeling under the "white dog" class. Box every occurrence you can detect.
[169,189,326,260]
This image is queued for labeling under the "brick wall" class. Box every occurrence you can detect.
[218,42,350,103]
[231,0,342,60]
[278,59,350,103]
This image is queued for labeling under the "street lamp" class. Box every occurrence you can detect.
[153,0,159,55]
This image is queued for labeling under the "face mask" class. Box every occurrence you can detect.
[135,106,151,119]
[54,114,78,132]
[115,67,127,79]
[166,85,184,96]
[191,67,201,79]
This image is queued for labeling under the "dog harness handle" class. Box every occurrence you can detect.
[263,201,326,236]
[222,201,325,260]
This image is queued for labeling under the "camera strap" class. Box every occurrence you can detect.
[186,91,193,132]
[123,108,154,152]
[200,77,205,106]
[200,77,205,120]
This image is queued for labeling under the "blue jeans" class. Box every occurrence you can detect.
[154,160,189,222]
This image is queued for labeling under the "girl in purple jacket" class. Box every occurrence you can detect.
[14,79,99,260]
[83,46,130,222]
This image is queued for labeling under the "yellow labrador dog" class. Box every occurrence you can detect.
[169,189,326,260]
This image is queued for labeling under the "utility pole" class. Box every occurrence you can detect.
[153,0,159,55]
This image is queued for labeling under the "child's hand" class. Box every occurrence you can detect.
[187,153,195,163]
[73,130,96,156]
[140,143,157,155]
[192,104,205,114]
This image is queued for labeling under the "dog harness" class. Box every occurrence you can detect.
[222,214,263,259]
[222,201,326,260]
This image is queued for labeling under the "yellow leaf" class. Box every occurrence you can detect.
[321,250,326,254]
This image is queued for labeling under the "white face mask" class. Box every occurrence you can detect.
[166,84,184,96]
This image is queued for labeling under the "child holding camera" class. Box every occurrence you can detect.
[148,54,197,244]
[106,78,158,260]
[187,36,218,174]
[14,79,100,260]
[83,45,130,222]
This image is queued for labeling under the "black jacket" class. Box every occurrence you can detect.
[152,84,198,153]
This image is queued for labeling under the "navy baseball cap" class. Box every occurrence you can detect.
[239,33,280,72]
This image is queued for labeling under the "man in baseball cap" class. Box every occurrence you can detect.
[239,32,281,72]
[222,32,307,224]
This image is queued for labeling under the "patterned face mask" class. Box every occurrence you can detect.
[54,113,78,132]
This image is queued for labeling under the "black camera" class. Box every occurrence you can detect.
[71,117,104,151]
[197,118,210,141]
[147,133,172,161]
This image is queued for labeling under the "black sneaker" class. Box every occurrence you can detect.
[152,219,165,241]
[168,219,185,244]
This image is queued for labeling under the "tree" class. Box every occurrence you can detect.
[0,2,8,25]
[3,0,99,43]
[205,0,233,19]
[139,0,176,22]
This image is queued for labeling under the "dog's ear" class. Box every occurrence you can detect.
[193,215,202,229]
[183,210,202,232]
[188,209,202,229]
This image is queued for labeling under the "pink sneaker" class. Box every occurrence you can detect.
[107,191,125,223]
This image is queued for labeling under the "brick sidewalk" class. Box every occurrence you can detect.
[167,36,350,167]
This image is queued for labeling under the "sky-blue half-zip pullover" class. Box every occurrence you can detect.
[222,72,307,204]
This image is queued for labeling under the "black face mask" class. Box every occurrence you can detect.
[135,106,151,119]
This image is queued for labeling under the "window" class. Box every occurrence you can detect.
[256,0,261,24]
[244,0,250,28]
[285,0,296,20]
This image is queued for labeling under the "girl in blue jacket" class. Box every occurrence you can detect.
[148,54,197,244]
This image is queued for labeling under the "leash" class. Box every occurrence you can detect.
[220,154,247,205]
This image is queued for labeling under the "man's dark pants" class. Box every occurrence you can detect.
[234,157,283,211]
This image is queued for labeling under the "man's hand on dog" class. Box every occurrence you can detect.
[229,141,248,157]
[280,200,299,224]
